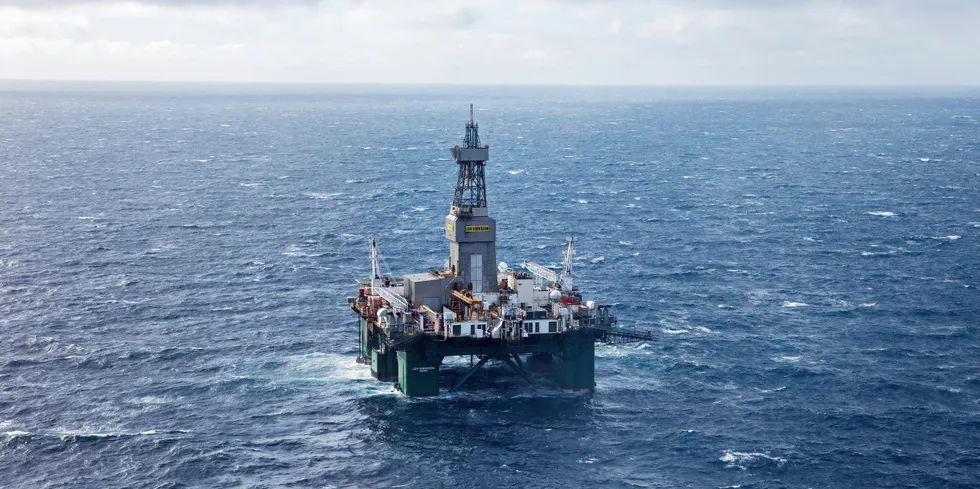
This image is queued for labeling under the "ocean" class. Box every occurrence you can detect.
[1,82,978,488]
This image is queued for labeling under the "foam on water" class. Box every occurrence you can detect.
[720,450,788,470]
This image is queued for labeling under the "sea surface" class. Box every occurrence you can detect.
[1,82,978,488]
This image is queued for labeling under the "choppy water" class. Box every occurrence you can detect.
[1,83,978,488]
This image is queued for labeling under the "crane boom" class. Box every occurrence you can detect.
[376,286,410,310]
[522,237,576,290]
[522,260,559,284]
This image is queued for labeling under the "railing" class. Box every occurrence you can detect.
[588,325,656,344]
[389,332,425,350]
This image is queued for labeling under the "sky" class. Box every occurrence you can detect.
[0,0,978,85]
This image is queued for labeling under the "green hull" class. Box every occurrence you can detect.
[371,348,398,382]
[552,329,596,391]
[397,348,440,396]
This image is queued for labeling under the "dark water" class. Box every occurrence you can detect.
[1,83,978,488]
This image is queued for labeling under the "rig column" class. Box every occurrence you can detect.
[553,329,596,391]
[397,343,440,396]
[371,346,398,382]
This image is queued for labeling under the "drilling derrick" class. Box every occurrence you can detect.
[446,104,497,293]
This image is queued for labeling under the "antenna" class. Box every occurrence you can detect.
[469,103,474,125]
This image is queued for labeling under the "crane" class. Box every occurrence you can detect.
[369,238,409,310]
[522,237,576,291]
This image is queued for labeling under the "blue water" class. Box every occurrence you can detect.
[1,83,978,488]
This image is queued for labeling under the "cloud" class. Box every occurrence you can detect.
[1,0,979,84]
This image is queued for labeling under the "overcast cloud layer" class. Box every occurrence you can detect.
[1,0,977,85]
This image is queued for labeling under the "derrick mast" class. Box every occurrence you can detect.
[446,104,497,293]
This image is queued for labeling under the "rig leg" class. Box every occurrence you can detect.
[397,346,440,396]
[450,356,490,392]
[553,329,596,391]
[370,347,398,382]
[527,352,553,372]
[502,354,536,389]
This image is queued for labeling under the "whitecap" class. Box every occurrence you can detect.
[662,328,689,334]
[781,301,808,308]
[508,169,524,175]
[239,183,259,187]
[865,211,895,217]
[411,207,428,212]
[125,396,175,405]
[618,241,632,246]
[591,256,605,263]
[919,157,931,162]
[861,250,898,257]
[303,192,343,200]
[774,356,801,363]
[574,199,588,204]
[720,449,787,469]
[859,303,876,308]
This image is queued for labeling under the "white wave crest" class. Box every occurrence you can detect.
[720,449,787,469]
[303,192,343,200]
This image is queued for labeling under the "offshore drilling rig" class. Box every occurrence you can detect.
[348,105,653,396]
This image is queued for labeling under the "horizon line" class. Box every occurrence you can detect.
[2,79,980,90]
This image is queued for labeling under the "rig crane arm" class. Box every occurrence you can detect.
[522,260,559,284]
[376,286,410,311]
[560,237,574,291]
[522,237,576,290]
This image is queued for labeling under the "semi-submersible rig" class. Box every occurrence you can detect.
[349,106,653,396]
